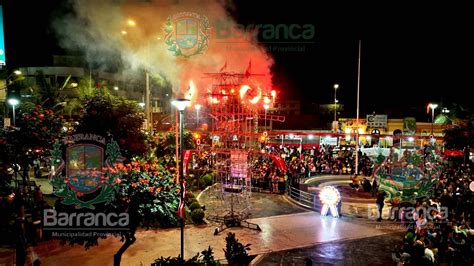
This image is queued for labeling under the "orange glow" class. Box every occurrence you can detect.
[271,90,276,98]
[230,89,235,93]
[249,86,262,104]
[249,94,261,104]
[263,96,271,104]
[239,85,250,99]
[193,133,201,139]
[240,85,262,105]
[127,19,136,27]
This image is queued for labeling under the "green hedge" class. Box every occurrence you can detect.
[200,173,214,187]
[189,202,202,211]
[191,208,205,224]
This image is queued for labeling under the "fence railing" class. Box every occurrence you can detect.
[286,184,320,211]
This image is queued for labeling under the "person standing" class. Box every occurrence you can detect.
[271,170,279,194]
[33,158,41,179]
[371,177,378,197]
[376,191,387,222]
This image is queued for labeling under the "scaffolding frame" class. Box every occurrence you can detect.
[204,71,263,234]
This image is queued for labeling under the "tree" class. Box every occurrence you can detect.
[153,129,195,159]
[75,94,148,158]
[443,105,474,151]
[111,158,182,265]
[1,103,66,184]
[34,70,61,108]
[49,155,182,266]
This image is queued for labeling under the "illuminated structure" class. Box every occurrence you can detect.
[373,149,441,203]
[204,69,281,234]
[319,186,341,217]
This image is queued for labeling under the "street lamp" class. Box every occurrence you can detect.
[8,98,19,127]
[333,83,339,123]
[263,104,269,131]
[195,104,201,128]
[121,19,152,131]
[172,98,190,263]
[428,103,438,135]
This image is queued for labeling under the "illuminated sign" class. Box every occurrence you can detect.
[403,117,416,135]
[319,186,341,217]
[366,114,387,128]
[0,6,5,65]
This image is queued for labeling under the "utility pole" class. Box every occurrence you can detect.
[145,71,151,130]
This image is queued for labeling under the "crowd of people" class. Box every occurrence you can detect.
[247,145,376,192]
[392,159,474,266]
[254,144,473,265]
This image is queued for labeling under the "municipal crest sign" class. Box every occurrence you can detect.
[164,12,209,58]
[49,134,123,209]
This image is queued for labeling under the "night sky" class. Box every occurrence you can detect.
[3,1,473,121]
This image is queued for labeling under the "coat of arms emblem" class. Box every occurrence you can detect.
[164,12,210,58]
[49,135,123,209]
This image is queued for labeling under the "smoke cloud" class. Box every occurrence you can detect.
[53,0,274,103]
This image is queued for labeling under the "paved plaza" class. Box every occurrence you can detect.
[0,185,404,265]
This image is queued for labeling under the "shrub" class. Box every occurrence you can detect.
[189,202,202,211]
[187,198,199,208]
[186,191,196,205]
[191,208,205,224]
[200,173,214,188]
[223,232,252,266]
[152,246,220,265]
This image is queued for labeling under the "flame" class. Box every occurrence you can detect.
[240,85,262,105]
[249,92,261,104]
[240,85,250,99]
[187,80,196,102]
[270,90,277,104]
[208,97,219,104]
[263,96,271,104]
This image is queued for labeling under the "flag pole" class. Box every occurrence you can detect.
[355,40,361,176]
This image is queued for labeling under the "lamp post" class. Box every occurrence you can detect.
[2,71,22,126]
[195,104,201,128]
[172,98,190,263]
[8,98,19,127]
[145,71,151,130]
[333,83,339,123]
[429,103,438,135]
[122,19,152,130]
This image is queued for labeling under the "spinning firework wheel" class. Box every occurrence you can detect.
[203,71,266,234]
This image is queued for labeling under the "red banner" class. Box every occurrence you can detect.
[444,149,463,157]
[267,153,287,172]
[183,150,192,176]
[177,180,187,219]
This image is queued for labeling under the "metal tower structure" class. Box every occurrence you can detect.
[204,71,266,234]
